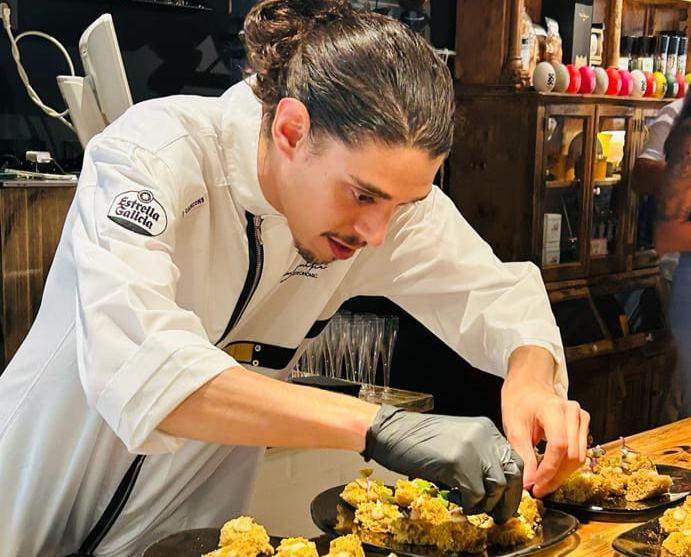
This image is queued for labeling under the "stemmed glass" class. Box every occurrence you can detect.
[323,314,346,379]
[362,315,383,399]
[380,315,399,398]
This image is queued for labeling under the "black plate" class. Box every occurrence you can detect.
[543,464,691,522]
[611,517,668,557]
[310,485,579,557]
[142,532,293,557]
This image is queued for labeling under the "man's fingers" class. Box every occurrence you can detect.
[531,404,567,497]
[533,402,589,497]
[489,448,524,524]
[565,401,587,461]
[505,419,538,490]
[578,408,591,463]
[481,443,522,515]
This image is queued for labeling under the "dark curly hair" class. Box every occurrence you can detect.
[242,0,454,157]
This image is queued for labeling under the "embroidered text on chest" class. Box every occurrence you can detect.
[280,262,328,283]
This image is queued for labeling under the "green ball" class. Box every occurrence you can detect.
[666,74,680,98]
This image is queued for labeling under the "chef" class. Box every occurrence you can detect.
[0,0,588,554]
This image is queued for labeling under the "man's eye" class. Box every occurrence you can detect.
[354,190,375,204]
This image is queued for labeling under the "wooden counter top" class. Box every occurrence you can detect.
[530,417,691,556]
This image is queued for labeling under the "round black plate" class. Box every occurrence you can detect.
[542,464,691,522]
[142,528,220,556]
[611,517,667,557]
[142,532,288,557]
[310,485,579,557]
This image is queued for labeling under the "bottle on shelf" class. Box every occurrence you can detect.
[666,35,679,75]
[653,34,669,74]
[679,37,688,75]
[619,35,634,71]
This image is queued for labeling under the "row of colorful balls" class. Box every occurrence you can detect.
[533,61,689,99]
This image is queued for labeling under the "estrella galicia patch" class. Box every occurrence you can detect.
[107,190,168,237]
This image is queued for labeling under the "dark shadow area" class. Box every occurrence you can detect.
[341,296,504,430]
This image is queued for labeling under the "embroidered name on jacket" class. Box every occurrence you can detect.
[108,190,168,236]
[280,262,328,283]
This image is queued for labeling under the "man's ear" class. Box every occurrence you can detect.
[271,98,311,159]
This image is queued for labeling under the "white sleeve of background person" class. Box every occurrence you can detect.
[72,136,238,454]
[638,98,684,161]
[346,187,568,397]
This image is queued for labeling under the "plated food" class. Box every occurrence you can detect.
[612,495,691,557]
[552,439,673,505]
[337,470,543,555]
[659,496,691,557]
[201,517,377,557]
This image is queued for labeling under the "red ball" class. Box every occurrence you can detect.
[618,69,633,96]
[606,67,622,95]
[643,71,655,97]
[578,66,596,94]
[676,73,687,98]
[566,64,582,94]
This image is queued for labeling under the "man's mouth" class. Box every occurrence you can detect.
[327,237,357,260]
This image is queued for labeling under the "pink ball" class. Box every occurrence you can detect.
[618,69,633,96]
[606,67,622,95]
[578,66,596,94]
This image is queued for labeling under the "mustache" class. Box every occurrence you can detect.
[321,231,367,249]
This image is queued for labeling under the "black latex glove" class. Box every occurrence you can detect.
[361,404,524,523]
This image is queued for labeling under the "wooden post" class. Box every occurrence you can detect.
[503,0,526,87]
[605,0,623,68]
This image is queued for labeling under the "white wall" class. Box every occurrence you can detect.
[246,448,404,538]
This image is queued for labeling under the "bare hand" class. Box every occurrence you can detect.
[501,351,589,498]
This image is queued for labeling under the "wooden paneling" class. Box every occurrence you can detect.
[0,186,74,369]
[450,92,538,262]
[454,0,513,85]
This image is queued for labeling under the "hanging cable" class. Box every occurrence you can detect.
[0,2,76,132]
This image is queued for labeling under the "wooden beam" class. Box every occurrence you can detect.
[605,0,624,67]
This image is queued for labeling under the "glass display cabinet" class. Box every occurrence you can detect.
[632,108,667,270]
[449,91,674,440]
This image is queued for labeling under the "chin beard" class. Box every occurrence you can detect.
[295,240,333,265]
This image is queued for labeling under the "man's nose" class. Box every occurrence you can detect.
[353,207,392,247]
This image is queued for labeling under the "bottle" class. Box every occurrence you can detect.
[678,37,688,76]
[667,35,680,75]
[653,34,669,74]
[640,36,654,73]
[629,36,641,71]
[619,35,634,71]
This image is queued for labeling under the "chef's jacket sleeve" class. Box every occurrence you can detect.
[72,136,239,454]
[346,187,568,397]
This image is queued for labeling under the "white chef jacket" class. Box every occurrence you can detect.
[0,79,568,557]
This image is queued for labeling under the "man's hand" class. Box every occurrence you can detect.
[501,346,589,498]
[362,405,524,523]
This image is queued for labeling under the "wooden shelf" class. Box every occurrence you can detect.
[595,175,623,186]
[546,178,580,188]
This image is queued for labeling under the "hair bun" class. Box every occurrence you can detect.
[243,0,354,106]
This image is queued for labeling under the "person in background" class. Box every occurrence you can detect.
[657,93,691,419]
[631,97,685,420]
[0,0,588,554]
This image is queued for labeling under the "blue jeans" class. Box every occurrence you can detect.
[670,252,691,418]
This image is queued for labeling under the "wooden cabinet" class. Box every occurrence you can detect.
[0,181,75,370]
[451,92,670,277]
[449,90,675,439]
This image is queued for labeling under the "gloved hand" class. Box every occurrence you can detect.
[361,405,524,523]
